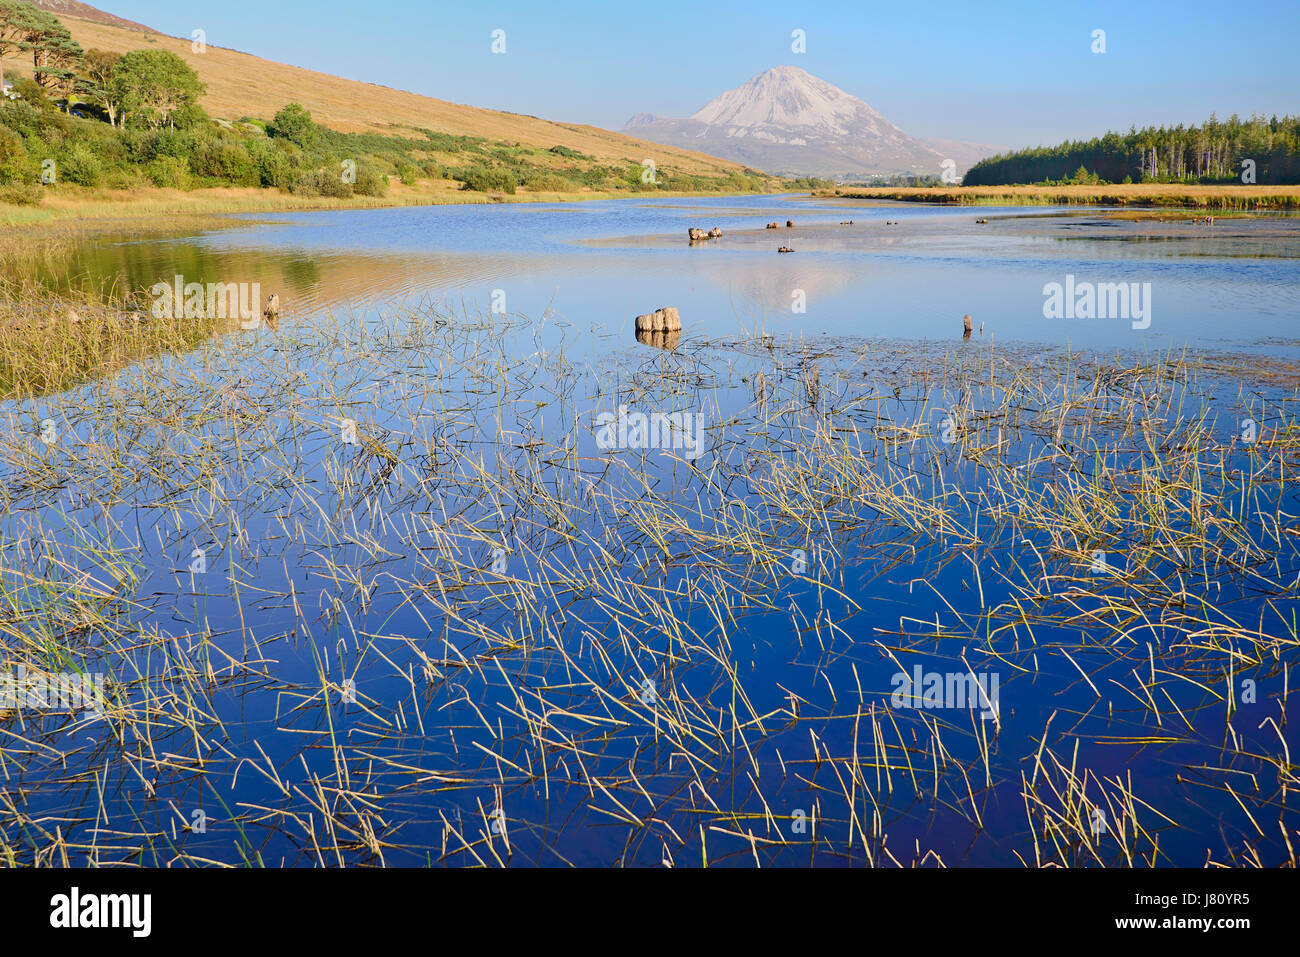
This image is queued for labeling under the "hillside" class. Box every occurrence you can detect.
[3,7,750,178]
[27,0,153,32]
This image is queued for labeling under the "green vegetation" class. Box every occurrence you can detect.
[0,0,80,99]
[107,49,205,129]
[0,0,399,202]
[787,175,837,189]
[460,165,517,194]
[851,172,947,188]
[966,114,1300,186]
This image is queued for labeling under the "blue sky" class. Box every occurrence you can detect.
[106,0,1299,149]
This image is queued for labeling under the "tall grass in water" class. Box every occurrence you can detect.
[0,295,1297,867]
[0,278,234,400]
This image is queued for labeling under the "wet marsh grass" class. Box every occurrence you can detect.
[0,278,254,400]
[0,300,1297,867]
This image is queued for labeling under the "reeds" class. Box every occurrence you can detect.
[0,293,1297,867]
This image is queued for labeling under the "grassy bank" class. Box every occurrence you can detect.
[0,178,778,227]
[816,183,1300,209]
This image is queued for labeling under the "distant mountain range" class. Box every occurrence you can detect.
[624,66,1005,180]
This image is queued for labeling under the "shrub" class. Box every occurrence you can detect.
[11,78,51,112]
[59,146,104,187]
[522,171,578,193]
[146,155,191,189]
[189,137,255,183]
[133,128,190,162]
[268,103,317,149]
[352,162,387,197]
[290,167,352,198]
[104,168,141,190]
[247,140,294,189]
[0,128,28,185]
[460,165,516,194]
[0,183,43,206]
[579,166,612,187]
[0,101,56,141]
[395,162,417,186]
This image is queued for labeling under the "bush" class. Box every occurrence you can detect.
[579,166,613,187]
[0,100,58,142]
[352,162,387,197]
[133,128,190,163]
[146,155,191,189]
[10,78,51,112]
[395,162,417,186]
[189,137,255,183]
[522,171,578,193]
[247,139,294,189]
[460,165,516,194]
[168,103,208,131]
[290,167,352,198]
[268,103,317,149]
[104,168,141,190]
[59,146,104,187]
[0,128,28,185]
[0,183,43,206]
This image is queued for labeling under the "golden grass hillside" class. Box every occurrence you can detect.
[2,13,747,177]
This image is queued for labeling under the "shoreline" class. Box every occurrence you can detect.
[0,181,790,231]
[816,183,1300,210]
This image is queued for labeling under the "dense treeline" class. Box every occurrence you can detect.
[0,0,765,206]
[964,114,1300,186]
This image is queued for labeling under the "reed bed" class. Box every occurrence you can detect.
[0,298,1296,867]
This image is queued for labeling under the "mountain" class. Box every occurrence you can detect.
[3,3,749,179]
[624,65,1002,179]
[27,0,154,32]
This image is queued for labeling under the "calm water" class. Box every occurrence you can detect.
[4,195,1299,868]
[34,193,1300,354]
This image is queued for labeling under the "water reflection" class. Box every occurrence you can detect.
[635,327,680,350]
[13,196,1300,359]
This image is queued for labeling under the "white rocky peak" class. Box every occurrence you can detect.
[689,65,892,137]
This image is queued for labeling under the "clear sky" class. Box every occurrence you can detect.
[105,0,1299,150]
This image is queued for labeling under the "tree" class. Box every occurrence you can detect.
[268,103,317,149]
[0,0,43,96]
[965,114,1300,186]
[22,5,82,104]
[79,48,122,126]
[109,49,205,129]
